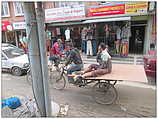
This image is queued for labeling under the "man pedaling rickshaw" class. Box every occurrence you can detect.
[73,43,112,85]
[64,43,84,84]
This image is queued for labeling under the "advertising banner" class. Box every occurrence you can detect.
[2,21,13,31]
[45,5,85,22]
[87,4,125,17]
[125,2,148,14]
[13,22,26,30]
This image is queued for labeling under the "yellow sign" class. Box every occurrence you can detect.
[125,2,148,14]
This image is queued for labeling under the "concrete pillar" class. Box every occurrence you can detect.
[15,31,19,47]
[5,32,8,42]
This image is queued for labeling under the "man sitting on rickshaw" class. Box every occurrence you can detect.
[74,43,112,85]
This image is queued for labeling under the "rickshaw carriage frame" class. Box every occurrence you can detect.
[52,64,148,105]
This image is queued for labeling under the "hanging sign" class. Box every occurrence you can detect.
[2,21,13,31]
[45,5,85,22]
[125,2,148,14]
[13,22,26,30]
[87,4,125,17]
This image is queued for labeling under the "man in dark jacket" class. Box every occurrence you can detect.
[65,43,83,83]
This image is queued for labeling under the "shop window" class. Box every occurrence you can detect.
[13,2,24,16]
[1,2,10,17]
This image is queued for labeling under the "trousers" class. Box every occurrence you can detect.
[87,40,93,56]
[67,64,83,81]
[92,40,97,56]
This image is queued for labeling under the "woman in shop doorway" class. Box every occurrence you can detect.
[135,30,143,53]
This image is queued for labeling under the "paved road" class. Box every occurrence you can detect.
[1,72,156,117]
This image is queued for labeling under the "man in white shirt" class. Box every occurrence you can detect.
[75,43,112,82]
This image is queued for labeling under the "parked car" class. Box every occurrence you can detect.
[2,43,18,48]
[143,50,156,80]
[2,44,29,76]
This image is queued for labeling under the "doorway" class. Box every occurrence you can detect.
[129,25,145,54]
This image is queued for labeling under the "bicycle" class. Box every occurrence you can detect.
[49,64,67,90]
[51,65,118,105]
[26,54,67,88]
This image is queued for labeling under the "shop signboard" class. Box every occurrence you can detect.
[2,21,13,31]
[45,5,85,22]
[87,3,125,17]
[13,22,26,30]
[125,2,148,14]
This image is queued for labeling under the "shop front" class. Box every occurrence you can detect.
[85,1,149,56]
[2,21,27,48]
[45,4,87,53]
[45,3,131,56]
[129,20,147,54]
[85,2,132,57]
[2,21,14,44]
[12,22,27,48]
[45,1,152,57]
[125,2,148,55]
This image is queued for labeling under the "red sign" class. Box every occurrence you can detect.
[2,21,13,31]
[88,4,125,17]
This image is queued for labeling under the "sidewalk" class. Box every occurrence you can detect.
[81,54,144,65]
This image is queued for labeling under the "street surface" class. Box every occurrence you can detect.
[1,71,156,117]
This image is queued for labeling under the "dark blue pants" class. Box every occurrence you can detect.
[92,40,97,56]
[81,40,87,54]
[67,64,83,81]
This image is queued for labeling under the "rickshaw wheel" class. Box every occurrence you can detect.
[49,70,66,90]
[92,82,118,105]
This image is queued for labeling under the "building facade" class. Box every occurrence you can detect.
[1,1,157,56]
[2,1,25,47]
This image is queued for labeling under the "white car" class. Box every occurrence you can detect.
[2,44,29,76]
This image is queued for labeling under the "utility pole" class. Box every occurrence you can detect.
[23,2,51,117]
[36,2,52,116]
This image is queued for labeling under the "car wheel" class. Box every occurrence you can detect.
[11,67,22,76]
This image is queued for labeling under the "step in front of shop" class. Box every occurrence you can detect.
[83,58,143,65]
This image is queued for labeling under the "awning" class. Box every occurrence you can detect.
[83,17,131,24]
[48,16,131,27]
[48,21,84,27]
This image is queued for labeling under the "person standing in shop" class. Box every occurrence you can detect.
[91,24,97,56]
[86,26,93,57]
[116,26,121,54]
[120,23,131,57]
[65,27,71,42]
[104,24,110,45]
[81,27,88,54]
